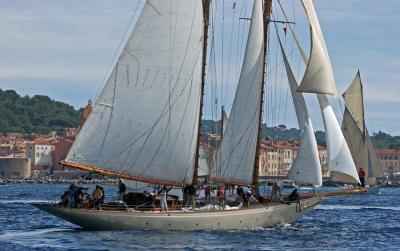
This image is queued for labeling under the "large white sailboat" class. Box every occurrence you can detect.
[33,0,361,230]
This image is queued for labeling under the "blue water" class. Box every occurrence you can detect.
[0,184,399,250]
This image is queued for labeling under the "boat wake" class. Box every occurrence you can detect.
[0,227,73,241]
[316,205,400,211]
[0,199,53,205]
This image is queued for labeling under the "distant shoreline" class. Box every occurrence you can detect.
[0,177,118,186]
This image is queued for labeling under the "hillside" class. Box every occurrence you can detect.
[0,89,81,134]
[0,89,398,149]
[201,120,395,149]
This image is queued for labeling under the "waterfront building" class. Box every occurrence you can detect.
[376,149,400,178]
[0,157,31,178]
[53,138,74,171]
[26,139,57,175]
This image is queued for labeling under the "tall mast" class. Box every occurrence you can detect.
[252,0,273,195]
[193,0,211,186]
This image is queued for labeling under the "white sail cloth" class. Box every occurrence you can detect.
[289,0,360,184]
[297,0,338,97]
[319,95,360,184]
[66,0,204,185]
[278,37,322,186]
[210,0,264,184]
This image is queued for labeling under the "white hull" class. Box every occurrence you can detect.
[33,197,322,230]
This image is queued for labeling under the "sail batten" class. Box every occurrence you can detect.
[66,0,204,185]
[210,0,264,185]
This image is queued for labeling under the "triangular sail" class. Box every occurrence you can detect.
[292,0,360,184]
[341,71,384,185]
[297,0,338,97]
[65,0,204,185]
[366,133,383,179]
[343,71,365,134]
[210,0,264,185]
[319,95,360,184]
[278,36,322,186]
[335,108,368,184]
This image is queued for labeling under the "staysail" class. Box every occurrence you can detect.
[278,35,322,186]
[64,0,204,186]
[296,0,360,184]
[210,0,264,185]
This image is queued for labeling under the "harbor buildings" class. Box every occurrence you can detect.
[376,149,400,178]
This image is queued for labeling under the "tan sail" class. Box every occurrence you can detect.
[343,71,365,134]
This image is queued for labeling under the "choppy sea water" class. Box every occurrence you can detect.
[0,184,399,250]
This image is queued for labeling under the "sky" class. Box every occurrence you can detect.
[0,0,399,135]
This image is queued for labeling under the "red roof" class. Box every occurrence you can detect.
[376,149,400,156]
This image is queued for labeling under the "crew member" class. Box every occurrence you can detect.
[359,168,366,187]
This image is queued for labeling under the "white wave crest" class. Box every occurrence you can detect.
[316,205,400,211]
[0,199,53,205]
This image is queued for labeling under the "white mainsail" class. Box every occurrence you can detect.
[278,36,322,186]
[210,0,263,185]
[66,0,204,185]
[295,0,360,184]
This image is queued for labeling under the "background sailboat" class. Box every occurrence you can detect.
[341,71,384,187]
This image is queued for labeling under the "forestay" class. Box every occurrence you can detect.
[66,0,204,185]
[278,36,322,186]
[297,0,338,97]
[210,0,263,185]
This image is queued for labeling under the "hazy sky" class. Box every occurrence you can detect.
[0,0,399,135]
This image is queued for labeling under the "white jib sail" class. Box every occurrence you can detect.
[319,95,360,184]
[278,37,322,186]
[335,108,367,184]
[297,0,338,97]
[291,1,360,184]
[211,0,264,184]
[66,0,204,185]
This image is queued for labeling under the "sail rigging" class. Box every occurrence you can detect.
[210,0,264,185]
[64,0,204,186]
[277,33,322,186]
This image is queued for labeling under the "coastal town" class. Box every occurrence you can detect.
[1,101,399,186]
